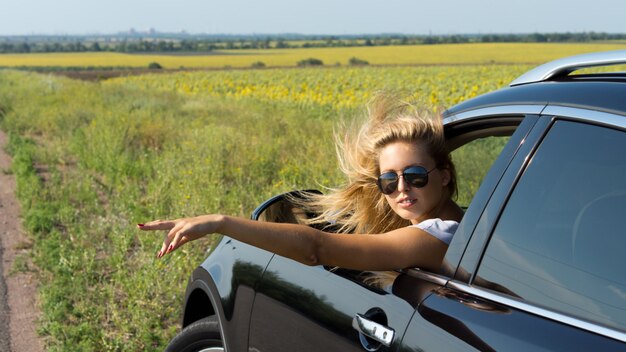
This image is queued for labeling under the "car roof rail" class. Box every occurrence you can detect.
[510,49,626,86]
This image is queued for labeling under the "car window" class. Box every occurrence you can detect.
[256,197,310,224]
[451,135,510,207]
[474,119,626,332]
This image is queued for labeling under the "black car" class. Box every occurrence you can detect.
[166,50,626,352]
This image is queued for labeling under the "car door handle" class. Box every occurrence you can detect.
[352,313,394,347]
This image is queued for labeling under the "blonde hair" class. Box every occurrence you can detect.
[304,93,456,235]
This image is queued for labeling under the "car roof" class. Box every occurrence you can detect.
[443,80,626,118]
[443,50,626,119]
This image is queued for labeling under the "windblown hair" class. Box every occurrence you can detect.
[304,93,456,235]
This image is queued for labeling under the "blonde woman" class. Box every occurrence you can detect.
[139,94,463,279]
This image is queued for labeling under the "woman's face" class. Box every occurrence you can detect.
[378,141,450,224]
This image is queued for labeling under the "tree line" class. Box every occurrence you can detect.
[1,32,625,54]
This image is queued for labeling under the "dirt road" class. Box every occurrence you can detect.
[0,130,44,352]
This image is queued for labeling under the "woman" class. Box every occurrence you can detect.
[138,94,463,276]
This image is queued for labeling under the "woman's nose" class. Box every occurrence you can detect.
[397,175,410,192]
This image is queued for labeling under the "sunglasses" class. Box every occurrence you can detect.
[376,166,437,195]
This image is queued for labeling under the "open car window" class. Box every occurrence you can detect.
[451,135,510,208]
[253,191,390,291]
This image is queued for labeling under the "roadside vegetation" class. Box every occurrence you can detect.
[0,69,345,350]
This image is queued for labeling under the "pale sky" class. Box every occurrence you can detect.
[1,0,625,36]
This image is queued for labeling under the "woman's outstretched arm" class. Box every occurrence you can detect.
[138,215,448,271]
[139,215,325,265]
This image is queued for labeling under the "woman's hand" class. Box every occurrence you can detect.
[137,214,224,258]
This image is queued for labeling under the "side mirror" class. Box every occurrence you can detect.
[251,190,322,223]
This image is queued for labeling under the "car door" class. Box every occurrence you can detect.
[401,111,626,351]
[247,193,418,351]
[248,256,420,351]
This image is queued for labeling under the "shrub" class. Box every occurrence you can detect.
[148,62,163,69]
[297,58,324,67]
[348,57,369,66]
[251,61,266,68]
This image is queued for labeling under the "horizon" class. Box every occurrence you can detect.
[3,30,626,38]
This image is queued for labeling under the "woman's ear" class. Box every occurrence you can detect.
[440,168,451,187]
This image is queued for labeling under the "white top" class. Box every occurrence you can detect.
[411,218,459,245]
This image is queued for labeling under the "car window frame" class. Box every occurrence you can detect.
[439,109,546,279]
[449,114,551,282]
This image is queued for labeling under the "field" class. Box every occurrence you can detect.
[1,42,626,69]
[104,64,525,110]
[0,42,624,351]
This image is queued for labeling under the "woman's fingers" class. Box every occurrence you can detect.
[136,219,182,258]
[161,221,199,257]
[168,223,200,253]
[137,219,181,257]
[157,242,168,258]
[162,222,185,254]
[138,216,215,258]
[137,220,177,231]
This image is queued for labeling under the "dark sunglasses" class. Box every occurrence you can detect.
[376,166,437,195]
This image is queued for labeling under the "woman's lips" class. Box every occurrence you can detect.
[397,197,416,208]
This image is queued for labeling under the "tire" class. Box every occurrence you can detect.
[165,316,224,352]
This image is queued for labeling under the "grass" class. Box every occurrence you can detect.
[10,253,31,274]
[0,57,524,350]
[0,70,343,350]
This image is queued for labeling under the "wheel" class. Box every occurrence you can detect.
[165,316,224,352]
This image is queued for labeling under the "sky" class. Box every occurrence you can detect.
[1,0,625,36]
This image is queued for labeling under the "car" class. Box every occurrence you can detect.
[165,50,626,352]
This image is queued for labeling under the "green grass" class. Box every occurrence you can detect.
[0,67,506,351]
[0,70,344,350]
